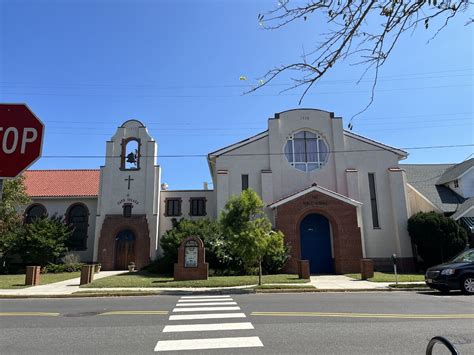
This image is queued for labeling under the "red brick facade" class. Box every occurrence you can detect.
[98,215,151,270]
[275,189,363,274]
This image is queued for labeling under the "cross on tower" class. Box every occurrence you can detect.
[125,175,134,190]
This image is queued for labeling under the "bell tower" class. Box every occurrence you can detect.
[93,119,161,270]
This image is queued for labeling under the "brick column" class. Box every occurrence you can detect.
[25,266,41,286]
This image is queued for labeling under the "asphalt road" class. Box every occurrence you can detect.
[0,291,473,354]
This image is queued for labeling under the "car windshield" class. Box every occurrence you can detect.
[450,249,474,263]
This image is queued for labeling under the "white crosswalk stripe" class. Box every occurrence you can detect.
[155,336,263,352]
[169,312,246,321]
[175,301,237,306]
[162,322,254,333]
[180,295,232,299]
[172,306,241,312]
[154,295,264,352]
[177,298,232,303]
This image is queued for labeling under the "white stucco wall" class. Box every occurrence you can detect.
[26,197,98,262]
[209,109,412,259]
[93,120,161,261]
[157,189,216,256]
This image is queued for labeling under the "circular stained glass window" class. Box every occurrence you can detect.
[284,131,329,172]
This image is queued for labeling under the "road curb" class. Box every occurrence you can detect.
[0,287,432,298]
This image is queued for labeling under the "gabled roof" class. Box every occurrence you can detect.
[343,131,408,159]
[437,158,474,184]
[451,198,474,220]
[208,130,268,158]
[269,184,362,208]
[402,164,465,213]
[23,170,100,198]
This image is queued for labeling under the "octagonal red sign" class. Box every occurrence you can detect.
[0,104,44,178]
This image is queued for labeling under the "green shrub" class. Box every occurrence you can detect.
[408,211,468,268]
[158,218,234,273]
[220,189,287,275]
[42,263,84,273]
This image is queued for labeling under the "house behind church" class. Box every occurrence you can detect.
[22,109,473,272]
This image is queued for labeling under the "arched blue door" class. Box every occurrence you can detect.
[300,214,334,274]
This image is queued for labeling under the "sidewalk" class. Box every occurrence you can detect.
[0,274,424,297]
[0,271,127,296]
[309,275,420,290]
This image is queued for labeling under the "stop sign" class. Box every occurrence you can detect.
[0,104,44,178]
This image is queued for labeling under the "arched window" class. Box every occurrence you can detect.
[121,138,140,170]
[284,130,329,172]
[25,204,47,224]
[67,204,89,250]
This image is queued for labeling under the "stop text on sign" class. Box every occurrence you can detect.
[0,127,39,154]
[0,103,44,178]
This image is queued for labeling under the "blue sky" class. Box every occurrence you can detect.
[1,0,472,189]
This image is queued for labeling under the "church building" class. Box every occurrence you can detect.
[22,109,473,273]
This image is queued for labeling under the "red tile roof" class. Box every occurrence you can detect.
[23,170,100,197]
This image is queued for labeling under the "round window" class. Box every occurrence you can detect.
[284,131,329,172]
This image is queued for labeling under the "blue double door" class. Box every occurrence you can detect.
[300,213,334,274]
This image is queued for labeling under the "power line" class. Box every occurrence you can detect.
[42,117,472,133]
[39,111,473,126]
[1,68,471,90]
[2,83,472,98]
[38,143,474,159]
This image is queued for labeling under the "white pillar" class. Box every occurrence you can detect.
[388,168,413,257]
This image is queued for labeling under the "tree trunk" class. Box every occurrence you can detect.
[258,261,262,286]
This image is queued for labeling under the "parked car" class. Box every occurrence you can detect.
[425,248,474,294]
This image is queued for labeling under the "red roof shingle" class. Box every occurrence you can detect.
[23,170,100,197]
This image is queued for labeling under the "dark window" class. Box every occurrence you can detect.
[190,198,206,216]
[67,204,89,250]
[25,204,47,224]
[454,179,459,188]
[368,173,380,228]
[123,204,133,217]
[165,198,181,217]
[241,174,249,191]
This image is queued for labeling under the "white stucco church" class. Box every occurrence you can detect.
[23,109,473,273]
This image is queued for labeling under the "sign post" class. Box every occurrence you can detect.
[0,104,44,200]
[392,253,398,285]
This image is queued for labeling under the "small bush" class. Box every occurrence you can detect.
[42,263,84,273]
[408,211,468,268]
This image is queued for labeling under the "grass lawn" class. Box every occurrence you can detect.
[0,272,81,289]
[345,272,425,283]
[82,272,308,288]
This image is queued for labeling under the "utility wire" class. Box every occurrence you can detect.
[1,68,471,89]
[2,83,472,98]
[38,143,474,159]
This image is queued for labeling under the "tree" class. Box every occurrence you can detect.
[220,189,287,285]
[0,176,30,261]
[249,0,471,121]
[408,211,468,268]
[11,215,72,266]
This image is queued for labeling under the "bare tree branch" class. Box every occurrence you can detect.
[249,0,471,127]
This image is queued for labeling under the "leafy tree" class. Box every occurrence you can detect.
[408,211,468,268]
[159,218,232,273]
[11,215,72,266]
[0,176,30,261]
[220,189,287,284]
[249,0,471,119]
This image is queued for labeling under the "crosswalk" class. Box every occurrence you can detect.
[155,295,264,352]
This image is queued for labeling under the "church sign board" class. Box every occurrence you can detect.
[174,236,208,281]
